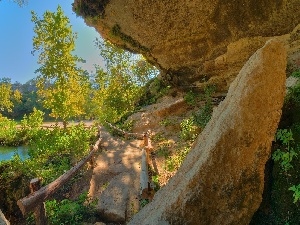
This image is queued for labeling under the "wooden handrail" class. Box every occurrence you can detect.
[140,133,155,201]
[17,137,101,216]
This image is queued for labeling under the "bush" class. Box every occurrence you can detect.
[0,124,98,223]
[165,146,191,172]
[0,114,21,145]
[45,191,97,225]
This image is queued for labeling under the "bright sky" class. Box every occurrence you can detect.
[0,0,104,84]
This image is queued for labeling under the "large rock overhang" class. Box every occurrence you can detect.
[72,0,300,90]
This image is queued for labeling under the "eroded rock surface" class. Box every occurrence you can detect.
[128,39,286,224]
[73,0,299,90]
[0,210,9,225]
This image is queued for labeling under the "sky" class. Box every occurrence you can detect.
[0,0,104,84]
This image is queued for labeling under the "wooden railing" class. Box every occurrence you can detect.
[17,123,156,224]
[17,130,102,225]
[140,132,154,200]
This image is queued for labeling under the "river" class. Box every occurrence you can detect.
[0,146,29,161]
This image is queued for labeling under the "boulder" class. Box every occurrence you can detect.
[73,0,299,90]
[128,39,286,224]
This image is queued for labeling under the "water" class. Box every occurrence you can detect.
[0,146,29,161]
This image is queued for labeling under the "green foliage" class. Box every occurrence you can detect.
[291,70,300,78]
[1,78,50,121]
[0,114,20,146]
[193,85,215,127]
[138,78,171,106]
[118,119,134,132]
[193,102,213,128]
[159,118,173,127]
[45,191,97,225]
[151,175,160,191]
[180,117,199,141]
[180,85,215,141]
[20,108,44,140]
[156,144,170,158]
[151,132,167,143]
[0,155,31,221]
[184,90,198,106]
[289,184,300,203]
[272,129,297,172]
[285,70,300,104]
[31,6,89,125]
[140,199,149,208]
[92,40,158,123]
[0,124,97,222]
[165,146,190,172]
[0,78,22,113]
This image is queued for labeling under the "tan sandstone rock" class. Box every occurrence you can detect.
[73,0,299,90]
[128,39,286,224]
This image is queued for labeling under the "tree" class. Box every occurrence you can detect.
[31,6,89,128]
[93,40,158,123]
[0,78,21,113]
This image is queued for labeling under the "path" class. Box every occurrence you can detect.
[89,126,142,223]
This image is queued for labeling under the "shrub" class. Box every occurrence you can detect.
[45,191,97,225]
[0,114,20,145]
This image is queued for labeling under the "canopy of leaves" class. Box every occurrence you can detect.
[31,6,89,124]
[92,39,158,123]
[0,78,21,113]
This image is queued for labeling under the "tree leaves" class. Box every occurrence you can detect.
[92,40,158,123]
[0,78,22,113]
[32,6,89,125]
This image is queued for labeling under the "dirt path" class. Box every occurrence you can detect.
[89,126,143,224]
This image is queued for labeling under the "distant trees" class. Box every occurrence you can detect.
[0,78,21,113]
[31,5,89,128]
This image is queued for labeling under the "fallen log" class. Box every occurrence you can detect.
[17,138,101,215]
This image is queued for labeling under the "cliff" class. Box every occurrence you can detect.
[73,0,300,90]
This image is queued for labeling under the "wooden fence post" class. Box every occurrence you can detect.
[89,145,95,168]
[29,178,47,225]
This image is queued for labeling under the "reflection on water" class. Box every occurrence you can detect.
[0,146,29,161]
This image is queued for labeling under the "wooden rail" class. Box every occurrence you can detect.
[140,133,154,200]
[17,133,102,225]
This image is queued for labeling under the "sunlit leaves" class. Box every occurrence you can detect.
[32,6,89,124]
[0,78,21,112]
[92,40,159,123]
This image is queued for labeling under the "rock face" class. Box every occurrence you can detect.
[73,0,299,90]
[128,39,286,224]
[0,210,9,225]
